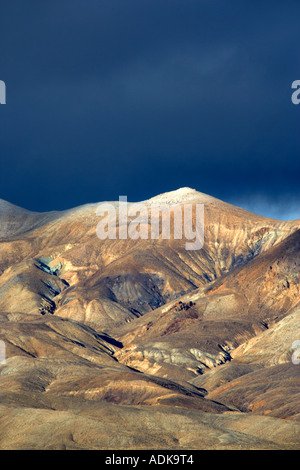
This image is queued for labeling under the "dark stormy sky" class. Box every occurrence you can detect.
[0,1,299,219]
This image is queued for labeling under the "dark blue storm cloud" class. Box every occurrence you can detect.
[0,1,299,219]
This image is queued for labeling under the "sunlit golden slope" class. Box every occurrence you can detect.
[0,188,299,449]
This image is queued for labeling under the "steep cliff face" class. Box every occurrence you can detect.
[0,188,299,450]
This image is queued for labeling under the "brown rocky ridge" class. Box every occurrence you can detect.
[0,188,299,450]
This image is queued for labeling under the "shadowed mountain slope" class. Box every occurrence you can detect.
[0,188,299,450]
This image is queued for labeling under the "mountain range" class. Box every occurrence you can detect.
[0,188,299,450]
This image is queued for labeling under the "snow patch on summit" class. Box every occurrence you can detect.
[143,187,213,205]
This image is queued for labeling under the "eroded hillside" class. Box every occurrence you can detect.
[0,188,299,449]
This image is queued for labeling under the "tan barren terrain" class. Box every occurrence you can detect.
[0,188,299,450]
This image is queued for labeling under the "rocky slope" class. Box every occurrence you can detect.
[0,188,299,450]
